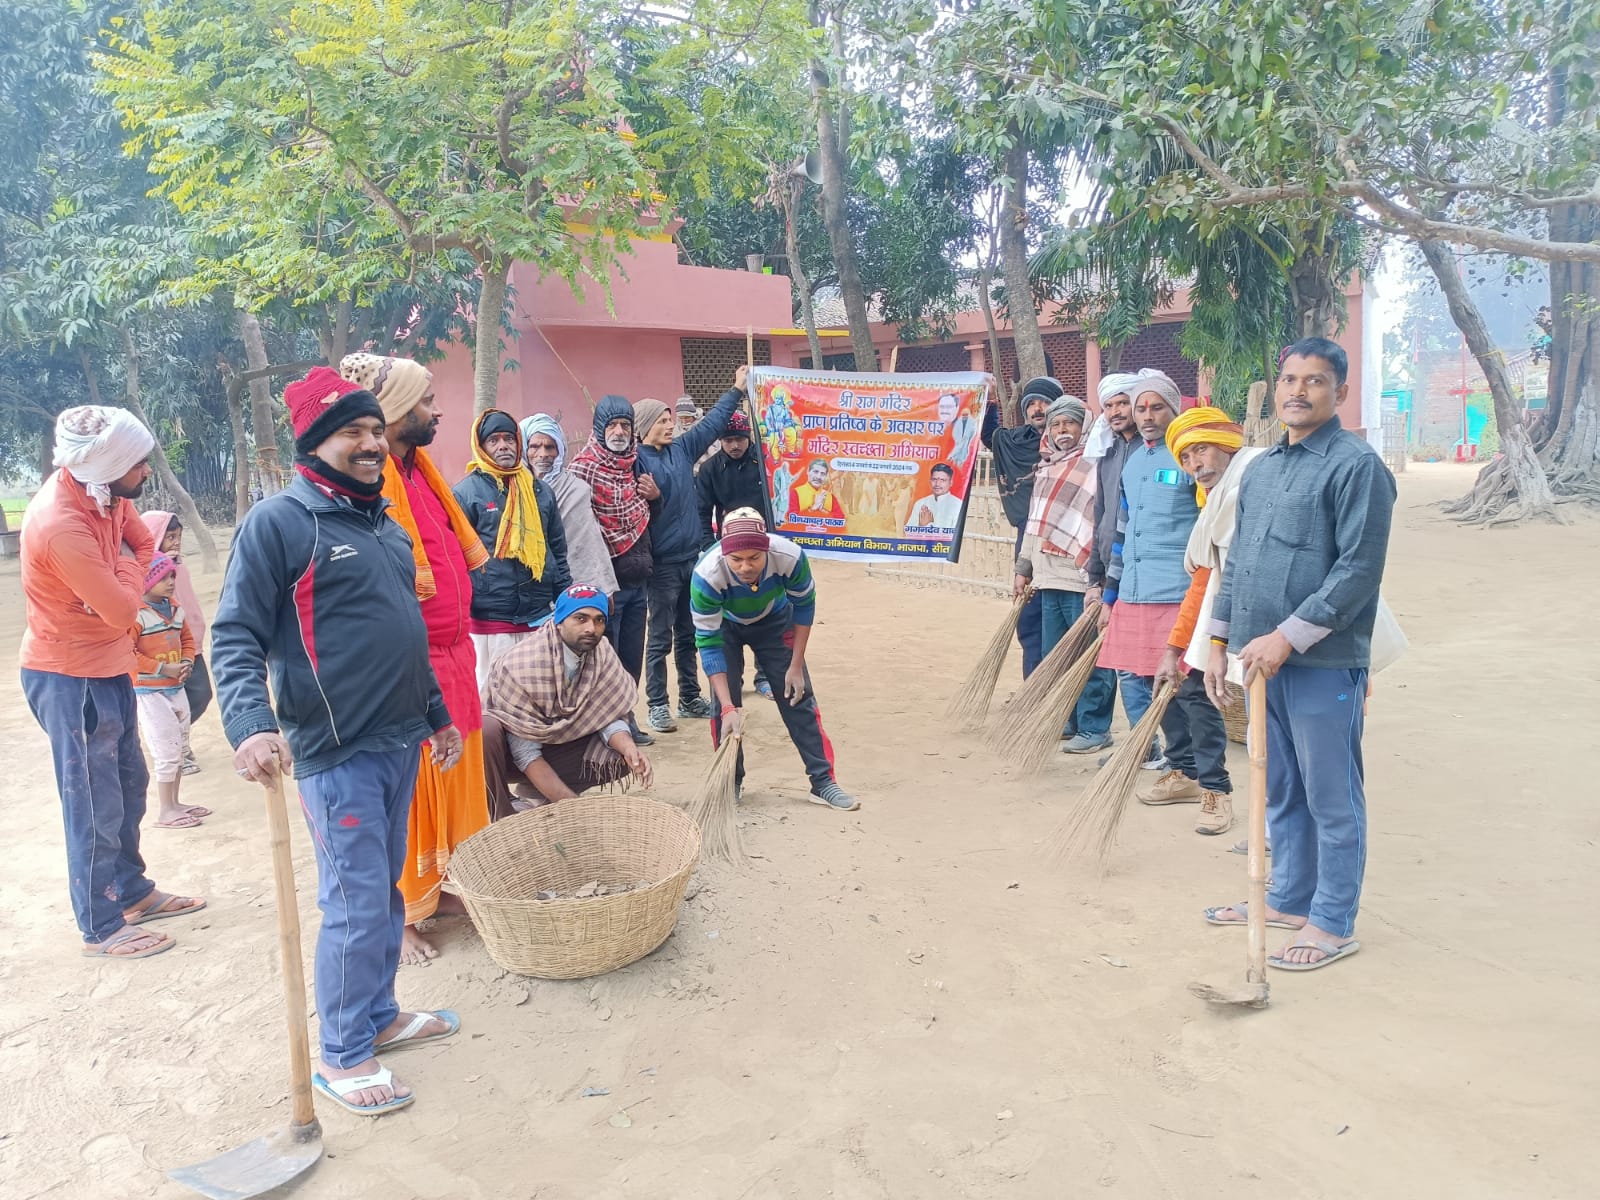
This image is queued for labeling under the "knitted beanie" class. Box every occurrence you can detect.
[145,552,177,591]
[553,583,609,624]
[675,395,699,417]
[339,352,432,424]
[1018,376,1065,405]
[724,411,752,437]
[633,398,669,441]
[720,507,770,554]
[283,366,384,454]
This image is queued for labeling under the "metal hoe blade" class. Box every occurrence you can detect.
[167,1120,322,1200]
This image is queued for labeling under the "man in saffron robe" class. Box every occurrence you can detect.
[341,352,491,965]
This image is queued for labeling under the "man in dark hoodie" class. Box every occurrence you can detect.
[454,409,571,688]
[981,375,1063,677]
[568,395,659,746]
[633,366,746,734]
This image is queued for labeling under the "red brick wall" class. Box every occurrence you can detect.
[1112,322,1199,395]
[896,342,972,373]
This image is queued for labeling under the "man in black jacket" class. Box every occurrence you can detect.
[212,367,464,1118]
[454,409,571,687]
[695,410,773,698]
[981,375,1062,677]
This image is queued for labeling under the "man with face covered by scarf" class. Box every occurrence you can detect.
[454,409,571,688]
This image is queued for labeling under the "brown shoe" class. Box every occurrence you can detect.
[1138,769,1203,805]
[1194,790,1234,835]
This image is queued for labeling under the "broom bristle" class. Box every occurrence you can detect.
[946,592,1029,727]
[687,734,744,862]
[992,632,1105,775]
[1047,680,1179,871]
[992,600,1102,727]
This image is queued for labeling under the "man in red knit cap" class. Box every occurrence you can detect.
[212,367,464,1116]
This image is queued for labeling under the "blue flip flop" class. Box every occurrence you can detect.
[1268,938,1361,972]
[374,1009,460,1053]
[312,1066,414,1116]
[1203,902,1302,930]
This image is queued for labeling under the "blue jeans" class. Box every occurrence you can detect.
[21,670,156,942]
[1265,665,1368,937]
[1117,670,1154,728]
[298,748,421,1069]
[1038,589,1116,738]
[606,584,647,684]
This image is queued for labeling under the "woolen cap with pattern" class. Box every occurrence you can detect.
[675,395,699,417]
[720,506,769,554]
[339,352,432,424]
[283,366,383,454]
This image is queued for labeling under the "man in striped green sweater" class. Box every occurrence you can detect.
[690,509,857,811]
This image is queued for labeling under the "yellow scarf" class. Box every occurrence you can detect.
[381,447,490,601]
[466,411,547,580]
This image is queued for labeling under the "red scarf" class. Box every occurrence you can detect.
[568,436,649,556]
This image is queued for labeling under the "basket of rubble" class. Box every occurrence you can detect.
[445,793,701,979]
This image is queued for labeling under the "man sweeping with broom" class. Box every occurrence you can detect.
[1203,338,1396,972]
[692,509,857,812]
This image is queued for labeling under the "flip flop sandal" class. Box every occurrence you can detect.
[124,890,208,925]
[312,1067,414,1117]
[374,1010,461,1053]
[80,927,174,959]
[181,806,214,818]
[1268,939,1361,972]
[1203,902,1304,930]
[154,814,204,829]
[1228,839,1272,855]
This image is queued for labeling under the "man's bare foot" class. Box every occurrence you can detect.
[435,892,467,917]
[153,808,203,829]
[1205,902,1305,929]
[320,1056,410,1108]
[374,1011,452,1048]
[400,924,439,966]
[1274,923,1354,966]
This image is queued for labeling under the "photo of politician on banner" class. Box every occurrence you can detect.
[747,367,993,563]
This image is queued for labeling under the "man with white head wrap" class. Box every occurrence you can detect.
[521,414,619,598]
[20,406,205,959]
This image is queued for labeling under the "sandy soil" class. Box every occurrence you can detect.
[1,462,1595,1200]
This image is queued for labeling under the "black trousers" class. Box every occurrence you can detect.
[644,557,703,707]
[1159,669,1231,793]
[709,613,835,789]
[607,585,647,683]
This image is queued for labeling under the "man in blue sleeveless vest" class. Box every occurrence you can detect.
[1095,370,1203,792]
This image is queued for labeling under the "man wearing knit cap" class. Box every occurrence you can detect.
[675,395,700,433]
[691,508,856,811]
[454,408,571,687]
[1096,369,1199,786]
[1144,405,1247,834]
[212,367,463,1115]
[21,406,205,959]
[981,375,1063,676]
[634,369,746,735]
[340,352,490,966]
[482,585,653,815]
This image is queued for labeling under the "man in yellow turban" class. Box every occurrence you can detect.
[1151,405,1254,835]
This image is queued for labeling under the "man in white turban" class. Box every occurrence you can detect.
[20,406,205,959]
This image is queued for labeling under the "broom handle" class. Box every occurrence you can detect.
[264,772,318,1130]
[1245,675,1269,987]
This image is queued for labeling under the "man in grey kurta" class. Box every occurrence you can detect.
[1204,337,1396,973]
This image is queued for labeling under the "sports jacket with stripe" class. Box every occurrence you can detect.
[211,475,450,778]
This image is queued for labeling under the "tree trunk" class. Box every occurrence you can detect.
[112,332,223,571]
[472,257,511,415]
[1102,343,1124,372]
[225,377,252,522]
[975,262,1011,421]
[237,310,283,495]
[1420,241,1562,525]
[1287,244,1340,337]
[808,4,877,372]
[1541,198,1600,491]
[37,423,54,484]
[999,130,1047,385]
[781,182,824,368]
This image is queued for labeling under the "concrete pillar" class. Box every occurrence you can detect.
[1085,339,1102,408]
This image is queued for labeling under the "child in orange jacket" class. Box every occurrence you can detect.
[131,553,206,829]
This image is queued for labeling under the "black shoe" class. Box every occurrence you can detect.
[629,717,654,748]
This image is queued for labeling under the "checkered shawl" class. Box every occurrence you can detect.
[1024,438,1099,567]
[567,436,649,556]
[487,619,636,748]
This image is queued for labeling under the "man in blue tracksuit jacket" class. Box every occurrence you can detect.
[634,365,746,733]
[211,367,464,1119]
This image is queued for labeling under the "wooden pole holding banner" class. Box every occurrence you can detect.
[888,344,900,373]
[747,324,754,373]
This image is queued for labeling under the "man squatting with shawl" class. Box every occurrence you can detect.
[212,368,463,1116]
[341,352,490,966]
[521,414,620,601]
[696,409,774,699]
[1203,338,1396,972]
[981,376,1065,676]
[142,509,211,775]
[482,585,654,815]
[568,395,661,746]
[1144,405,1253,836]
[634,368,745,734]
[1083,370,1166,759]
[1011,395,1118,749]
[20,406,204,959]
[693,510,857,811]
[453,409,571,686]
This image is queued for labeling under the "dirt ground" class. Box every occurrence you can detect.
[1,462,1595,1200]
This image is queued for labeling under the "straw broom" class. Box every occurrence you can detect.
[1046,679,1178,870]
[992,632,1105,776]
[992,599,1102,726]
[687,728,744,863]
[945,590,1030,727]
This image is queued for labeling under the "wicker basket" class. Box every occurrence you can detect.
[1221,683,1247,745]
[445,794,701,979]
